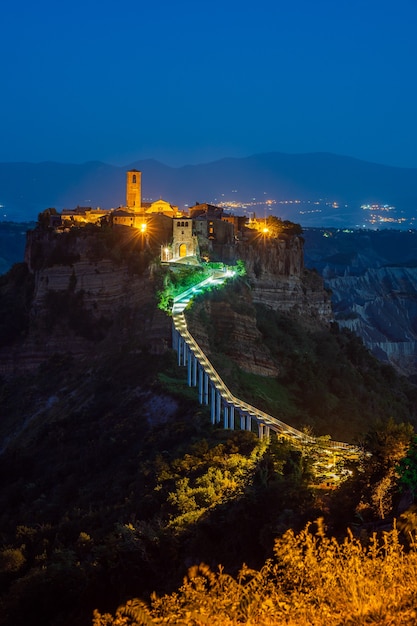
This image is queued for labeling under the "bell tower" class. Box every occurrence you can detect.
[126,170,142,210]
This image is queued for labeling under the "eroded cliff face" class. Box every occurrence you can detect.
[328,266,417,376]
[2,227,332,377]
[187,295,280,377]
[0,229,170,375]
[238,236,333,329]
[186,236,332,377]
[303,228,417,378]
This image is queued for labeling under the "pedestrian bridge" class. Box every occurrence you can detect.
[171,270,354,451]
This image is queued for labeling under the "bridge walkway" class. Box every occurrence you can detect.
[171,270,355,452]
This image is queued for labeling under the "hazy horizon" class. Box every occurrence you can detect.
[1,149,417,171]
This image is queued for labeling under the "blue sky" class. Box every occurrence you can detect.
[1,0,417,168]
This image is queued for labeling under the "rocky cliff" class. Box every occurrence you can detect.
[0,227,171,375]
[328,266,417,376]
[186,291,280,377]
[238,236,332,328]
[1,225,332,377]
[303,228,417,378]
[187,236,332,378]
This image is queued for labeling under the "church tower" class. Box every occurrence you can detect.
[126,170,142,210]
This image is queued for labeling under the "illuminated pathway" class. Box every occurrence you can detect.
[171,270,353,450]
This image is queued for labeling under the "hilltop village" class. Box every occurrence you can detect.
[47,169,246,264]
[0,170,328,375]
[41,169,304,267]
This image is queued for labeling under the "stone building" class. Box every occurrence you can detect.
[143,199,179,217]
[126,169,142,209]
[61,207,108,225]
[54,169,243,264]
[166,218,199,261]
[189,203,223,219]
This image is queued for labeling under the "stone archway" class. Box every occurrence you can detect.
[179,243,187,258]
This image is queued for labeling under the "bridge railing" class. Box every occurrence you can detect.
[172,274,357,453]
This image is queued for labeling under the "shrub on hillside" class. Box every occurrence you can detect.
[93,521,417,625]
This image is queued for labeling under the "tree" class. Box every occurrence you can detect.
[397,436,417,498]
[364,419,414,520]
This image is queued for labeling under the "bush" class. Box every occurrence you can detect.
[94,521,417,625]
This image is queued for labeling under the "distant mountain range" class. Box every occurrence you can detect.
[1,153,417,227]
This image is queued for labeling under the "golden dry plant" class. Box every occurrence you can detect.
[93,519,417,626]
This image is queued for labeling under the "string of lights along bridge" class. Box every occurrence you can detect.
[171,269,355,452]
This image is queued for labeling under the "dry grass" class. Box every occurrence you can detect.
[93,520,417,625]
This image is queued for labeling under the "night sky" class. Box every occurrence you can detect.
[1,0,417,168]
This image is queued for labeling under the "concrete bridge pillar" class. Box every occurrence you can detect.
[183,341,188,365]
[192,353,197,386]
[229,405,235,430]
[239,411,252,432]
[223,404,229,429]
[210,384,216,425]
[177,336,183,366]
[203,373,209,405]
[216,390,222,423]
[187,350,192,386]
[258,422,265,440]
[198,365,203,404]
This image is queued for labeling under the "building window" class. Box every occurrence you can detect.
[185,221,188,227]
[132,174,136,184]
[177,221,181,227]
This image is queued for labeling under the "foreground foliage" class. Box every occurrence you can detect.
[93,521,417,625]
[157,265,211,312]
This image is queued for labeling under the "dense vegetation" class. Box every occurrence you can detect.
[157,265,211,312]
[0,350,320,626]
[94,522,417,625]
[189,278,417,442]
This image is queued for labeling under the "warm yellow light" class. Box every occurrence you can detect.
[262,227,269,234]
[140,223,147,233]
